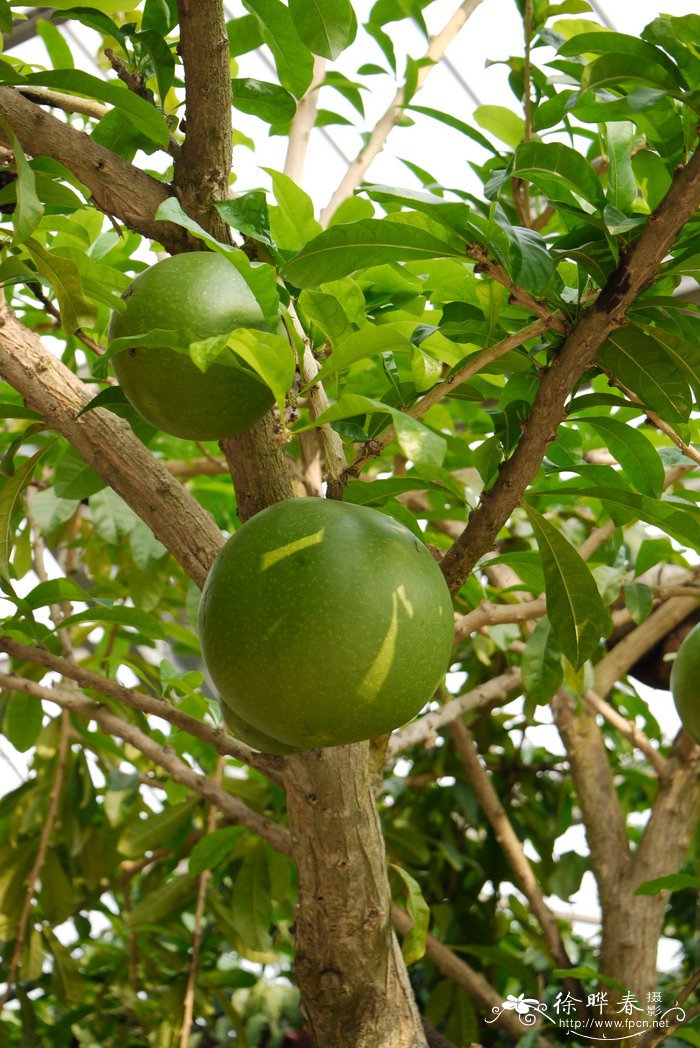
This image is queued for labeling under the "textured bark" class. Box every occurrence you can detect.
[220,413,295,520]
[0,87,196,253]
[174,0,232,241]
[283,744,428,1048]
[0,307,222,588]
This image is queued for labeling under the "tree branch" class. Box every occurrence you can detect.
[320,0,486,225]
[0,635,281,782]
[448,719,575,971]
[16,85,108,119]
[284,56,326,184]
[0,710,70,1009]
[439,147,700,593]
[387,667,522,759]
[584,689,668,778]
[0,306,223,588]
[173,0,232,238]
[0,87,195,253]
[0,671,292,856]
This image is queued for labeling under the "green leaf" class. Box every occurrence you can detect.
[189,827,243,877]
[54,446,106,500]
[118,798,198,859]
[265,168,322,251]
[560,30,682,78]
[579,53,684,98]
[231,78,296,124]
[539,486,700,551]
[634,873,700,896]
[411,347,442,392]
[215,191,274,248]
[492,217,555,293]
[579,416,665,498]
[22,70,170,146]
[54,605,165,639]
[0,444,55,584]
[525,506,606,670]
[624,583,653,625]
[154,198,280,331]
[43,927,83,1006]
[473,105,525,149]
[227,328,296,411]
[597,327,692,424]
[406,104,500,155]
[0,123,43,244]
[75,386,131,419]
[3,693,43,752]
[288,0,356,60]
[24,238,97,334]
[232,840,272,951]
[298,289,353,342]
[283,219,464,287]
[297,393,446,477]
[243,0,314,98]
[36,16,74,69]
[88,488,137,544]
[23,578,89,610]
[127,874,195,927]
[391,864,429,964]
[602,122,637,212]
[522,618,564,704]
[309,324,412,386]
[511,141,605,210]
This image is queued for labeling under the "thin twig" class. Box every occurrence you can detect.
[468,246,566,330]
[0,710,70,1009]
[17,86,108,120]
[0,671,292,855]
[320,0,486,224]
[179,757,224,1047]
[345,317,550,479]
[449,719,577,973]
[585,689,668,778]
[609,374,700,469]
[0,635,282,783]
[387,667,522,758]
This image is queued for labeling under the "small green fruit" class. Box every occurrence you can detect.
[199,497,454,751]
[220,703,301,755]
[670,623,700,743]
[108,252,274,441]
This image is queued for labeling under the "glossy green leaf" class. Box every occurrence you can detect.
[227,329,296,410]
[525,506,606,670]
[540,486,700,551]
[602,122,637,211]
[310,324,412,385]
[127,874,195,927]
[634,872,700,896]
[231,78,296,124]
[43,927,83,1006]
[283,219,464,287]
[0,444,55,584]
[579,53,684,97]
[511,141,605,210]
[391,864,430,964]
[25,239,96,334]
[23,578,89,610]
[597,327,692,424]
[0,123,43,244]
[579,416,665,497]
[54,605,165,639]
[215,191,274,248]
[265,168,322,251]
[474,105,525,149]
[243,0,314,98]
[624,583,653,625]
[54,446,106,500]
[289,0,356,59]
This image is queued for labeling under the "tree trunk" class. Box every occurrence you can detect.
[283,743,428,1048]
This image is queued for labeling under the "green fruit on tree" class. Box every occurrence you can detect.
[220,704,301,756]
[199,497,454,751]
[108,252,274,441]
[670,623,700,743]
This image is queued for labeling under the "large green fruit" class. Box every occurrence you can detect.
[108,252,274,441]
[199,497,454,751]
[670,623,700,743]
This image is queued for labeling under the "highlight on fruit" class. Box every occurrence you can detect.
[199,497,454,752]
[108,252,275,441]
